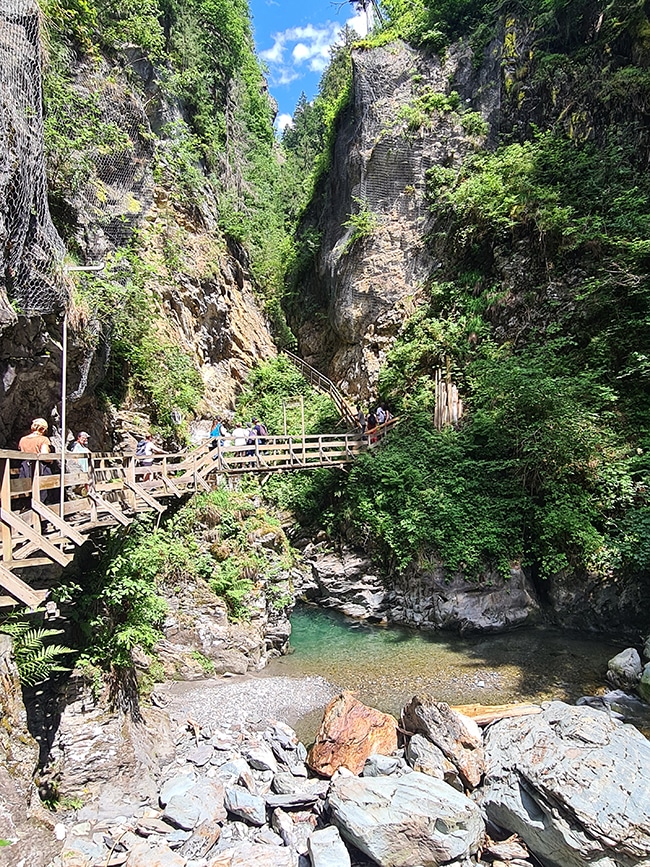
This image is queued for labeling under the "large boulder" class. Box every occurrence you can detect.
[328,771,484,867]
[482,701,650,867]
[307,692,398,777]
[401,696,484,789]
[304,547,389,620]
[606,647,642,690]
[390,564,540,633]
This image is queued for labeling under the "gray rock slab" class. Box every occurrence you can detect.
[125,842,186,866]
[401,696,484,789]
[482,700,650,867]
[246,742,278,773]
[405,734,463,790]
[271,807,298,849]
[328,771,484,867]
[159,775,196,808]
[308,826,351,867]
[188,777,227,825]
[272,770,329,798]
[207,840,298,865]
[163,792,202,831]
[225,784,267,826]
[187,743,214,766]
[265,792,319,810]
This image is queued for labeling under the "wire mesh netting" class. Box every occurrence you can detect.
[0,0,68,315]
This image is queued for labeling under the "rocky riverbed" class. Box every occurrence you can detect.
[39,687,650,867]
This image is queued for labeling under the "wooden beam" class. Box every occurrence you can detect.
[124,481,165,513]
[0,564,47,610]
[161,474,183,498]
[0,509,71,567]
[31,500,86,546]
[451,703,542,726]
[88,493,131,526]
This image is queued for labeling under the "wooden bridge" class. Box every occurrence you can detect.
[0,422,396,610]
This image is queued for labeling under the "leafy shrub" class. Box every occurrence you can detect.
[341,197,380,253]
[235,356,340,435]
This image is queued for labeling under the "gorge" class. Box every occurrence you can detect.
[1,0,650,864]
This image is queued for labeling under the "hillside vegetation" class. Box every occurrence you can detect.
[282,0,650,610]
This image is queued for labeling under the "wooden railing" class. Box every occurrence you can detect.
[283,351,358,428]
[0,419,397,609]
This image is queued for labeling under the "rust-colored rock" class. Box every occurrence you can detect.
[307,692,398,777]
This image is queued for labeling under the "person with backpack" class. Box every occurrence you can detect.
[136,433,164,482]
[209,418,229,449]
[251,417,268,444]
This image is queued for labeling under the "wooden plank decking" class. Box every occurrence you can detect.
[0,420,396,609]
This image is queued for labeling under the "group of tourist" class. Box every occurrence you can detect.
[355,404,392,442]
[16,418,166,490]
[209,416,268,458]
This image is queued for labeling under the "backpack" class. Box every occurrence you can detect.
[136,439,147,456]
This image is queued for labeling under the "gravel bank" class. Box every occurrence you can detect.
[156,674,339,738]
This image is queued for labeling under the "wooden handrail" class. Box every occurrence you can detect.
[0,418,398,609]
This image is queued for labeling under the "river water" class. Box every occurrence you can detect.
[263,604,627,736]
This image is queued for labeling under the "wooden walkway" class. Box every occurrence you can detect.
[0,422,396,609]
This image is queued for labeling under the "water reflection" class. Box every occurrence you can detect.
[264,604,626,719]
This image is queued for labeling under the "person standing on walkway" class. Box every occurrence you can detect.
[140,433,165,482]
[366,409,378,444]
[356,406,366,433]
[70,431,91,473]
[18,417,53,503]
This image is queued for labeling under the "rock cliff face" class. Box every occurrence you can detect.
[0,20,275,449]
[292,39,499,399]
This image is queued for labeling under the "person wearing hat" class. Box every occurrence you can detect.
[70,431,91,473]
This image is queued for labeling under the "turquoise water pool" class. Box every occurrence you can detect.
[265,603,626,719]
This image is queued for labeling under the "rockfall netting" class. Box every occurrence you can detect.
[0,0,68,316]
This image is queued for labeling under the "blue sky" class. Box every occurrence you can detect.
[248,0,371,131]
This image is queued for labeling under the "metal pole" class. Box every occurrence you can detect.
[59,310,68,519]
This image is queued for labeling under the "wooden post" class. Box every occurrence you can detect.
[88,460,97,523]
[445,355,452,429]
[32,460,41,532]
[1,458,12,562]
[301,396,305,466]
[283,402,287,436]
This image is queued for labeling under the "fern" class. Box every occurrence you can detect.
[0,614,73,686]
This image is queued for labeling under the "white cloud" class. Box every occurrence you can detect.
[292,42,311,62]
[346,10,371,38]
[259,16,364,94]
[276,113,294,132]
